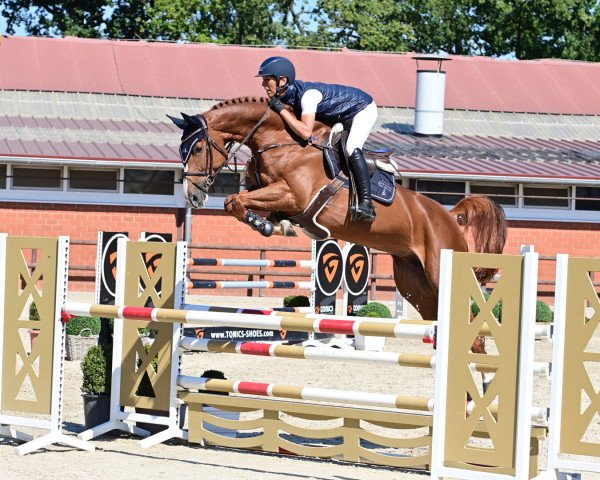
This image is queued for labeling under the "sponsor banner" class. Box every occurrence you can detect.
[313,239,343,315]
[342,243,370,316]
[183,327,308,343]
[96,231,128,344]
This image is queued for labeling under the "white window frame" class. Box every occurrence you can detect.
[0,162,185,208]
[522,184,571,210]
[10,164,63,191]
[67,167,119,193]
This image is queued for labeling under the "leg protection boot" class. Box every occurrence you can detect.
[348,148,376,222]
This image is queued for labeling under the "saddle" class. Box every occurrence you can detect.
[323,123,399,179]
[287,124,398,240]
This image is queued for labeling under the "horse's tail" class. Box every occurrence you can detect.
[450,195,508,283]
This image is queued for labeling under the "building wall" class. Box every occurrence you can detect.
[1,203,599,304]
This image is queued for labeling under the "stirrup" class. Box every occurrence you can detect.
[350,202,376,223]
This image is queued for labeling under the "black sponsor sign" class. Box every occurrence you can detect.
[313,239,343,316]
[343,243,369,316]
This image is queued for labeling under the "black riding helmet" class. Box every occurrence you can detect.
[256,56,295,95]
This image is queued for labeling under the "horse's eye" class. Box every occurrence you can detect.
[193,146,203,155]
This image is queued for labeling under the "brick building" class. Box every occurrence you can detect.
[1,36,599,301]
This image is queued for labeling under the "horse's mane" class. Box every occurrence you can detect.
[211,97,269,110]
[208,96,330,138]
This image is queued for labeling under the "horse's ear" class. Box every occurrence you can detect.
[166,114,186,130]
[181,112,198,125]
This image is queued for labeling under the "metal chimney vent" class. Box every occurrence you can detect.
[412,55,451,137]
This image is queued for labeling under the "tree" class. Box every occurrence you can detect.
[477,0,600,60]
[1,0,108,37]
[315,0,415,51]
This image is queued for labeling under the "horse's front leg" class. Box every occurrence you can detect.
[224,183,299,237]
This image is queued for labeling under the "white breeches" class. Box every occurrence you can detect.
[345,102,378,156]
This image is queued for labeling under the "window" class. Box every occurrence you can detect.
[470,184,517,207]
[69,169,118,191]
[523,186,570,208]
[12,167,61,189]
[575,187,600,211]
[0,164,6,189]
[124,170,174,195]
[413,179,465,205]
[209,173,241,197]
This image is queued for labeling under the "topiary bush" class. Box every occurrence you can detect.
[81,344,112,395]
[66,316,101,337]
[471,292,502,321]
[283,295,311,308]
[355,302,392,318]
[29,302,40,321]
[536,300,554,323]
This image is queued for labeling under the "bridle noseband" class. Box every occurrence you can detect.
[180,107,272,193]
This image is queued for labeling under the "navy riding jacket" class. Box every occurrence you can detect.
[279,80,373,126]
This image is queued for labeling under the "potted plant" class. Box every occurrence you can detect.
[283,295,311,308]
[81,344,112,429]
[200,369,239,438]
[28,301,40,352]
[65,315,101,361]
[354,302,392,351]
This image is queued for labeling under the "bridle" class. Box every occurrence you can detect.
[180,107,272,193]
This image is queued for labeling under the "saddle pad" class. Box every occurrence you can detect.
[342,169,396,205]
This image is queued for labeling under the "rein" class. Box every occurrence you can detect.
[183,106,272,192]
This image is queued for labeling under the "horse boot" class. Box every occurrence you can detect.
[348,148,376,222]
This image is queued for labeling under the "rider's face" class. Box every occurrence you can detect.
[261,76,277,98]
[261,76,287,98]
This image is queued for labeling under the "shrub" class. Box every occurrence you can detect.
[66,316,101,337]
[201,369,228,395]
[29,302,40,321]
[81,345,112,395]
[536,301,553,323]
[471,292,502,321]
[355,302,392,318]
[283,295,311,308]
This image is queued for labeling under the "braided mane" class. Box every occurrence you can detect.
[211,97,268,110]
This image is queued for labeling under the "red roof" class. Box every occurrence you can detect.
[1,36,599,115]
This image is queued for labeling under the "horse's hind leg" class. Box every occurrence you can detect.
[392,254,439,321]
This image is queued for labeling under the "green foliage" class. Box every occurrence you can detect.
[81,345,112,395]
[355,302,392,318]
[2,0,598,61]
[536,300,554,323]
[471,292,502,321]
[29,302,40,321]
[201,369,228,395]
[66,316,101,336]
[283,295,311,308]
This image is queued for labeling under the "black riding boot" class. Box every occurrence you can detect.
[348,148,376,222]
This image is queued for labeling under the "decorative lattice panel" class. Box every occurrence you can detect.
[561,257,600,457]
[121,241,177,411]
[1,237,59,414]
[443,252,524,475]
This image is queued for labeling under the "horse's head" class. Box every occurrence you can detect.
[168,112,229,208]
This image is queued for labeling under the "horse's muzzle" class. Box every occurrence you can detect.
[184,178,210,208]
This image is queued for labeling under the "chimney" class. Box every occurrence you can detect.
[412,54,451,137]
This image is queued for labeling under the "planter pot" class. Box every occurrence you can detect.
[353,333,386,352]
[202,406,240,438]
[82,394,111,429]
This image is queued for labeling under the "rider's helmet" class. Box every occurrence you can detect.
[256,56,296,86]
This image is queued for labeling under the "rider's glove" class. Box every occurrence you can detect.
[269,97,286,114]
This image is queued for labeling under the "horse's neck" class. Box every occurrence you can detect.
[207,103,276,146]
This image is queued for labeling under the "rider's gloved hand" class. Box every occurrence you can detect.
[269,97,286,114]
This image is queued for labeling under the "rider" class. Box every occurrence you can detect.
[256,56,377,222]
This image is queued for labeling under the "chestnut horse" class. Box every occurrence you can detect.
[169,97,507,325]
